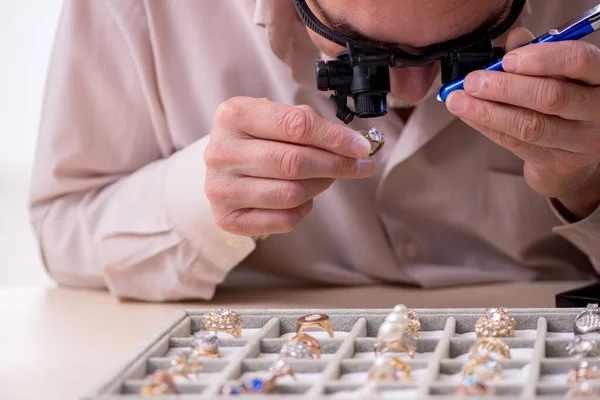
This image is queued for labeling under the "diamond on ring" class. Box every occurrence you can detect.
[280,333,321,359]
[192,330,221,358]
[567,336,600,359]
[359,126,385,156]
[574,304,600,336]
[474,307,516,338]
[202,308,243,338]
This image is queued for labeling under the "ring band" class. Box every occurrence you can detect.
[358,126,385,156]
[140,370,180,396]
[280,333,321,359]
[368,356,413,382]
[567,336,600,359]
[462,354,503,380]
[474,307,516,338]
[574,303,600,336]
[296,314,334,338]
[192,330,221,358]
[468,338,512,361]
[202,308,243,338]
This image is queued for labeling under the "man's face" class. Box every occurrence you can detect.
[305,0,513,106]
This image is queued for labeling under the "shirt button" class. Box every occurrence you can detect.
[404,240,420,259]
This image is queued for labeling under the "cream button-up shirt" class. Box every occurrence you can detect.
[30,0,600,301]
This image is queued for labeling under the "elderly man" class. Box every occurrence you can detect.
[30,0,600,301]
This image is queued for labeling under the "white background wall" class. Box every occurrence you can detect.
[0,1,63,286]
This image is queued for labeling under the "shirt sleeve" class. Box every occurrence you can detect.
[548,199,600,273]
[28,0,255,301]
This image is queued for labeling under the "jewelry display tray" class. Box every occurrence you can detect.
[84,308,599,400]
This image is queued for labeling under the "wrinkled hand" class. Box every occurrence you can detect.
[446,28,600,219]
[204,97,374,236]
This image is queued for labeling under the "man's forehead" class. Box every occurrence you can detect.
[310,0,512,49]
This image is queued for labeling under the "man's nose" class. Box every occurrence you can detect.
[389,63,440,103]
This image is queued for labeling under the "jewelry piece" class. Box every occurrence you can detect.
[357,381,381,399]
[367,356,413,382]
[280,333,321,359]
[567,336,600,359]
[474,307,516,338]
[574,304,600,336]
[462,354,504,381]
[565,382,599,398]
[408,310,421,338]
[375,305,416,358]
[468,338,512,361]
[568,361,600,384]
[454,375,494,396]
[202,308,243,338]
[269,359,296,381]
[358,126,385,156]
[192,330,221,358]
[169,350,204,379]
[140,370,179,396]
[296,313,334,338]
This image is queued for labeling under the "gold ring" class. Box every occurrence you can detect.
[468,338,511,361]
[358,126,385,156]
[408,310,421,338]
[375,305,416,358]
[202,308,243,338]
[454,375,494,396]
[296,314,334,338]
[568,361,600,384]
[462,354,503,381]
[192,330,221,358]
[140,370,180,396]
[280,333,321,359]
[565,382,599,398]
[474,307,516,338]
[169,350,204,380]
[368,356,413,382]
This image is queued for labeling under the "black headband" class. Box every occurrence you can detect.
[293,0,527,67]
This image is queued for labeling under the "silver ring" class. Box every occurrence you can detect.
[567,336,600,359]
[574,304,600,336]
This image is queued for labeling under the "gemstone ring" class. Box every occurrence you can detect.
[140,370,180,397]
[454,375,494,396]
[567,336,600,359]
[574,304,600,336]
[296,313,334,338]
[358,126,385,156]
[474,307,516,338]
[202,308,243,338]
[367,356,413,382]
[280,333,321,359]
[468,338,512,361]
[169,350,204,380]
[192,330,221,358]
[567,361,600,384]
[375,304,416,358]
[462,352,504,381]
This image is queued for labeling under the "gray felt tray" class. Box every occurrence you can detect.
[83,308,600,399]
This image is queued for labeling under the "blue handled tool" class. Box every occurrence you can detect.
[437,4,600,102]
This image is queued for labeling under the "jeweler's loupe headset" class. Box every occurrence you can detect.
[292,0,527,124]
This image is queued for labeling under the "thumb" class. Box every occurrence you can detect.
[504,27,536,52]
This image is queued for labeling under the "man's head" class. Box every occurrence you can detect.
[304,0,515,106]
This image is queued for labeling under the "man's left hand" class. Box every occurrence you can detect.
[446,28,600,220]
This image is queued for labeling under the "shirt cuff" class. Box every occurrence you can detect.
[164,135,256,282]
[549,198,600,271]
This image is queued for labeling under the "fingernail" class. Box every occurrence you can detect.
[502,54,520,72]
[357,158,376,177]
[464,73,482,94]
[351,133,372,158]
[447,92,466,113]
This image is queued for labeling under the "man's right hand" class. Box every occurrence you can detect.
[204,97,375,237]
